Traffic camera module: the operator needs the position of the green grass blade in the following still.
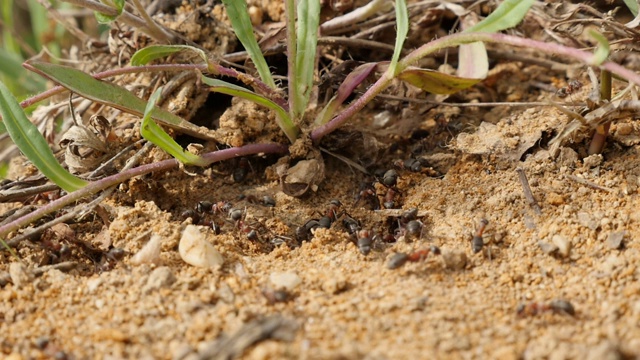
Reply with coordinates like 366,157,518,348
201,76,298,143
588,29,610,65
389,0,408,75
130,45,207,66
294,0,320,118
624,0,639,16
26,61,218,141
465,0,534,33
0,81,88,192
141,87,208,166
222,0,275,89
0,49,45,95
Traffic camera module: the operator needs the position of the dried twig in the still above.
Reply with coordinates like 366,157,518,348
565,174,614,193
516,168,541,215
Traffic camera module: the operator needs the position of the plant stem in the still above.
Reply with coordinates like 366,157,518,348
284,0,298,120
588,70,612,155
129,0,173,43
0,143,288,247
311,32,640,144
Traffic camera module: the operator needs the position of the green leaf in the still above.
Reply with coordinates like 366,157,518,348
588,29,610,65
222,0,275,88
294,0,320,118
141,88,208,166
0,81,88,192
398,67,482,94
465,0,534,33
624,0,639,16
130,45,207,66
26,61,218,141
201,76,298,143
94,0,124,24
389,0,408,75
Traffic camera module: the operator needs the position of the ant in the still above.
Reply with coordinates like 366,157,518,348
233,157,252,183
355,182,380,210
387,246,441,269
517,299,575,317
392,208,425,242
227,207,261,240
556,79,583,98
296,200,344,242
471,218,489,254
393,158,439,176
342,216,379,255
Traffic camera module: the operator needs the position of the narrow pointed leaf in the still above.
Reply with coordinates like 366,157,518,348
141,87,208,166
465,0,534,33
201,76,298,143
222,0,275,88
0,81,88,192
398,67,482,94
389,0,408,75
130,45,207,66
316,62,377,124
623,0,639,16
588,29,610,65
294,0,321,117
26,61,218,141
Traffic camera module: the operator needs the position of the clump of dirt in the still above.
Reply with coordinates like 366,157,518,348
2,1,640,359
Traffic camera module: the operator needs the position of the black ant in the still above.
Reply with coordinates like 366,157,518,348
233,157,252,183
296,200,344,242
390,208,425,241
228,207,263,241
355,181,380,210
471,218,489,254
387,246,441,269
517,299,575,317
556,79,583,98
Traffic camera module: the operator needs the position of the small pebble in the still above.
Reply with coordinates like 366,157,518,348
538,241,559,255
269,271,301,291
179,225,224,268
607,231,625,250
442,250,467,270
615,122,634,136
9,262,33,288
552,235,571,258
546,192,565,205
558,147,578,167
322,278,348,294
131,234,163,265
143,266,176,294
583,154,603,168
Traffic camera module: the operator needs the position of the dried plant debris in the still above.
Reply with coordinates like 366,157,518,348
197,316,298,360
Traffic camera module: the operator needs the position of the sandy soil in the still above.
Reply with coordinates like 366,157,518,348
2,1,640,360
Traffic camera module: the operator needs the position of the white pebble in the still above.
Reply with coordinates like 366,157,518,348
179,225,224,268
9,262,33,288
269,271,301,291
552,235,571,258
131,234,163,265
607,231,625,250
